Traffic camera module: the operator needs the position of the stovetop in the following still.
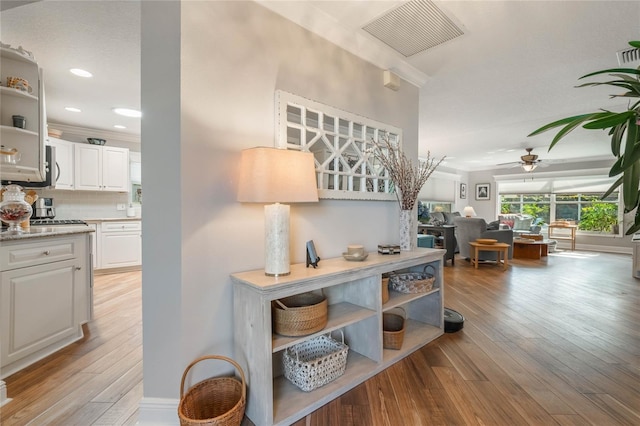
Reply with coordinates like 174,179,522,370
30,219,88,226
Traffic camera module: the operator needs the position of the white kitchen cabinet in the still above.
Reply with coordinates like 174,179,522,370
231,249,444,426
0,46,47,183
0,233,92,379
88,223,98,269
47,137,74,189
98,220,141,270
74,144,129,192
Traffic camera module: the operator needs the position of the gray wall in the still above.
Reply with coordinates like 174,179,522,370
141,0,419,404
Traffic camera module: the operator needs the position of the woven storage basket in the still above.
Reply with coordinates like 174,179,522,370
273,291,328,336
389,264,436,294
283,330,349,392
383,308,406,350
381,277,390,304
178,355,246,426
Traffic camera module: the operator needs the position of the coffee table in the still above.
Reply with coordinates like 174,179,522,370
469,242,510,271
513,238,549,259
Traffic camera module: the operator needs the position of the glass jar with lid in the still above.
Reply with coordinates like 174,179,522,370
0,184,33,233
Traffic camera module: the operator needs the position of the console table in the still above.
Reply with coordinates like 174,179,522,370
231,249,444,426
418,224,456,265
548,223,577,250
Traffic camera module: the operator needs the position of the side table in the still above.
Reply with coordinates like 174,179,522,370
513,239,549,259
548,223,577,250
469,242,509,271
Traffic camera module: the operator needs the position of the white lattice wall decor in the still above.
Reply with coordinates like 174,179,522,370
275,91,402,201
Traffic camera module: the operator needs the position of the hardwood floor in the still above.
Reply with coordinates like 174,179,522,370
0,272,142,425
2,251,639,425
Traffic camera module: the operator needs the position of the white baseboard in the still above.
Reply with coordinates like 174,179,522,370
137,397,180,425
0,380,11,407
569,243,632,255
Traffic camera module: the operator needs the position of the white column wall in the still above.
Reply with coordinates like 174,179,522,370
140,0,420,413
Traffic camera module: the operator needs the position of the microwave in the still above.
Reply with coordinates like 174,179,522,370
1,145,58,188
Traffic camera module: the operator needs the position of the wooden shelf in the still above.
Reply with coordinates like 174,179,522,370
272,302,376,352
232,249,445,426
273,351,377,425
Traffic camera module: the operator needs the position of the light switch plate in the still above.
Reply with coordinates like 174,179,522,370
116,203,126,211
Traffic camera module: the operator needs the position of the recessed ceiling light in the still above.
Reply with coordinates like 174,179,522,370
113,108,142,118
114,125,126,129
65,107,82,113
70,68,92,78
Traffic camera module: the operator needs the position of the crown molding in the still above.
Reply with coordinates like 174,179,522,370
48,122,140,144
256,1,429,87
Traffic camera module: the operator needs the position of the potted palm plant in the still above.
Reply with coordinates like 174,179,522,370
529,40,640,234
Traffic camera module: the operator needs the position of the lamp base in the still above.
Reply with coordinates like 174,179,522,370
264,203,290,276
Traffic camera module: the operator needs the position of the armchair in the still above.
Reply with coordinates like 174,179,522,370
453,217,514,261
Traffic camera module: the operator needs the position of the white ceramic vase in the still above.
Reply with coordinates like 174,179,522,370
399,209,416,251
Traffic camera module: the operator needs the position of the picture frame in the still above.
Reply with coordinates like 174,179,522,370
460,183,467,199
476,183,490,200
306,240,320,268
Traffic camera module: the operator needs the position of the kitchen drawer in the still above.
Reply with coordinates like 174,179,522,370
1,237,79,271
100,221,141,233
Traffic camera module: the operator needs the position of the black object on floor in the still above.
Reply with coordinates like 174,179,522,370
444,307,464,333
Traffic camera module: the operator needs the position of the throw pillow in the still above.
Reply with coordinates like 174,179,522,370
486,220,500,230
514,217,533,231
498,215,515,228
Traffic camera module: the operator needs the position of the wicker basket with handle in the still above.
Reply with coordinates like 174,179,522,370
383,307,406,350
389,264,436,294
178,355,246,426
283,329,349,392
273,291,328,336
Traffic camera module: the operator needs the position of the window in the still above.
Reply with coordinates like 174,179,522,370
499,192,620,232
276,90,401,201
500,194,551,224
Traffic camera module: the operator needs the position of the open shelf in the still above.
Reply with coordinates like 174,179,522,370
273,301,376,352
0,86,37,101
273,351,377,425
232,250,445,426
382,320,442,364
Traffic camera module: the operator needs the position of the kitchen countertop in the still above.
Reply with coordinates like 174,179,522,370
84,217,141,222
0,226,94,242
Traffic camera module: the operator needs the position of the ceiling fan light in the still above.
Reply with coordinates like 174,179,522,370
522,163,537,172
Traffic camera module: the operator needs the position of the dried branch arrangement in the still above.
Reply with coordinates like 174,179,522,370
370,133,445,210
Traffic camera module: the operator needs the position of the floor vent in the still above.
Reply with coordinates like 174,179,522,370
362,0,463,57
616,46,640,67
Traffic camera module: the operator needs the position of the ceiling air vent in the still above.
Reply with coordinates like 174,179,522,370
362,0,464,57
616,46,640,67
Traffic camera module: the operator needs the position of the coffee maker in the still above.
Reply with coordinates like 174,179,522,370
32,197,55,219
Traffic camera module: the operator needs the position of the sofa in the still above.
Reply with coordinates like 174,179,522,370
427,211,461,226
453,217,514,261
498,214,542,236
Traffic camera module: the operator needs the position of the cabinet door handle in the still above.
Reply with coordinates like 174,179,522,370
75,266,82,271
43,250,50,255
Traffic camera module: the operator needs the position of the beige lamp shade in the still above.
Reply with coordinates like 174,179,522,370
237,147,319,203
237,147,318,276
463,206,476,217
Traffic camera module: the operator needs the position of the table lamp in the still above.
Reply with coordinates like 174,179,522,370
237,147,318,276
463,206,476,217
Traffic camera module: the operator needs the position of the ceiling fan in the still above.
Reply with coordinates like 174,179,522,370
499,148,546,172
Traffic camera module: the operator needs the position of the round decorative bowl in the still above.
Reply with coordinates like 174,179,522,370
476,238,498,245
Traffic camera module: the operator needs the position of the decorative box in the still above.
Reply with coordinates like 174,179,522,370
378,244,401,255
